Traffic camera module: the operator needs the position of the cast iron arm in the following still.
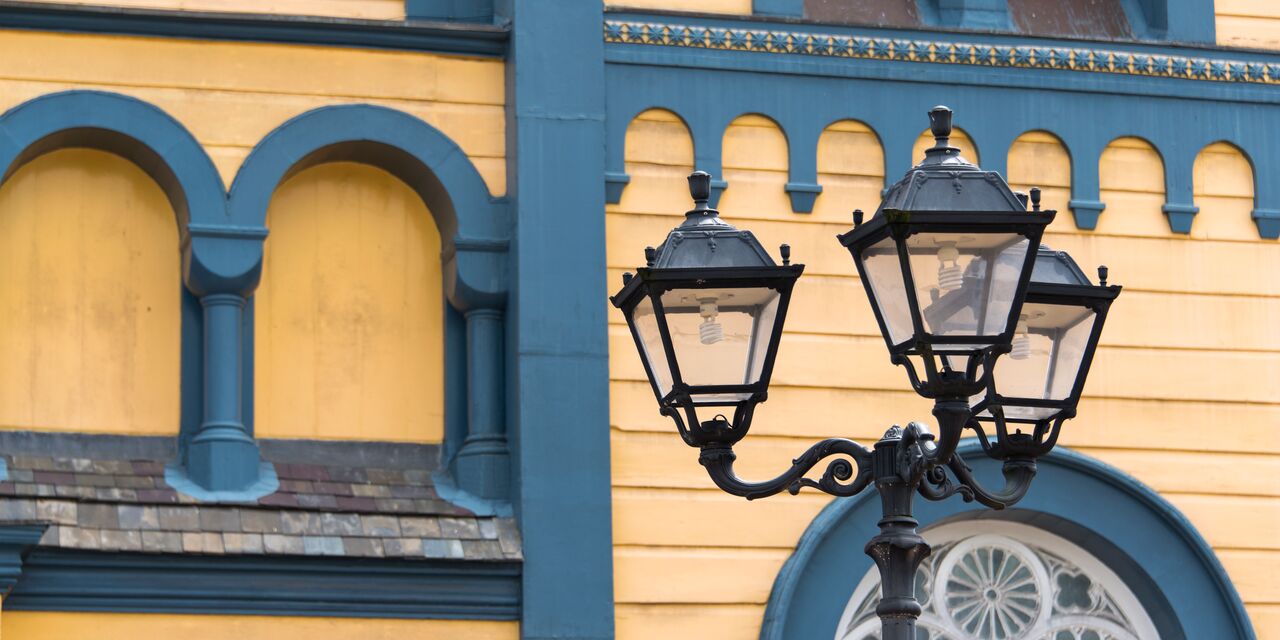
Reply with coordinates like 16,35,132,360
698,438,874,501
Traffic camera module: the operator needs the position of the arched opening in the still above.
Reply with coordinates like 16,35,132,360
1193,142,1256,241
255,162,444,442
0,148,181,435
1007,130,1073,234
1096,137,1165,236
837,519,1163,639
815,119,884,222
720,114,790,220
761,444,1252,640
913,127,980,167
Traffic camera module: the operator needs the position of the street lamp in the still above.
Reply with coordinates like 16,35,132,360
610,106,1121,640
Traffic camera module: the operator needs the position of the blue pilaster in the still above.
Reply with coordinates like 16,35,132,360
451,307,511,501
501,0,614,637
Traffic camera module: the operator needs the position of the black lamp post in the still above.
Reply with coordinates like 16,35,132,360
610,106,1121,640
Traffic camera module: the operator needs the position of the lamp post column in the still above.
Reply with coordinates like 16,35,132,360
865,427,931,640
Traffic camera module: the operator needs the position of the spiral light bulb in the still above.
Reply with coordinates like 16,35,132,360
1010,315,1031,360
937,243,963,293
698,298,723,345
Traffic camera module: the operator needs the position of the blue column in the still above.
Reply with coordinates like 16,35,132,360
452,307,510,500
185,292,261,491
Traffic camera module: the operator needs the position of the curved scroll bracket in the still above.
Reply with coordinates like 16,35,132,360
698,439,873,501
917,454,1037,510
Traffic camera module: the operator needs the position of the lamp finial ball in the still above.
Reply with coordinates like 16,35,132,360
688,171,712,205
929,105,953,139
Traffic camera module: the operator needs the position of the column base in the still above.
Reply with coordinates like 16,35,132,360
186,435,263,493
452,438,511,501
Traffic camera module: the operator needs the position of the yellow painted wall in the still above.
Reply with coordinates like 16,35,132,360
16,0,404,22
255,162,445,442
0,149,180,436
608,114,1280,638
1216,0,1280,50
0,611,517,640
0,30,505,195
605,0,752,16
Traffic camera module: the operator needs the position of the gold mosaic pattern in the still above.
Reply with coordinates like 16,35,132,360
604,19,1280,85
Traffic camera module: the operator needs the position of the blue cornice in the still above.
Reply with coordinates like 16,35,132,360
0,1,508,57
0,525,47,597
6,549,521,619
603,16,1280,97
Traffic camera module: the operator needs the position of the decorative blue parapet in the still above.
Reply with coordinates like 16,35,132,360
602,14,1280,239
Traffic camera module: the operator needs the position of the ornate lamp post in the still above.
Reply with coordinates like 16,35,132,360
610,107,1121,640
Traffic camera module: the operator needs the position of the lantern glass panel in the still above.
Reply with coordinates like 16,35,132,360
659,286,781,391
860,237,914,345
632,296,673,398
910,233,1029,348
976,301,1097,420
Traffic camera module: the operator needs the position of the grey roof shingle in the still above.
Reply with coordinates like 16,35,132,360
0,432,520,561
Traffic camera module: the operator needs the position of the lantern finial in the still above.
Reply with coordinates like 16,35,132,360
929,105,952,147
1098,265,1109,286
688,170,712,213
1030,187,1042,211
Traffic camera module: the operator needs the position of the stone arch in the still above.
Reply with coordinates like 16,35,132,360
1096,136,1167,236
1007,129,1073,231
760,442,1251,639
1192,141,1258,240
813,119,884,223
719,113,790,219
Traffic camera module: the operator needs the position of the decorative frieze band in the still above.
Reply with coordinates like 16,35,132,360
604,19,1279,85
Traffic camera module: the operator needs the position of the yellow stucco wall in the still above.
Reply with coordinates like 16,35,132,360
0,149,181,435
15,0,404,21
1216,0,1280,50
0,611,517,639
256,162,445,442
0,31,501,442
607,112,1280,638
605,0,752,15
0,30,505,195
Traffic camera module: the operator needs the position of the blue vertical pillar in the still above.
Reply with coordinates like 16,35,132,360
452,306,510,500
186,292,261,490
500,0,615,637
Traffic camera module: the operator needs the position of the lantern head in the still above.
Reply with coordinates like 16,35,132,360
968,246,1121,457
838,106,1055,400
611,171,803,446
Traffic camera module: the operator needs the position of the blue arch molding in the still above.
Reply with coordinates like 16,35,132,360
761,442,1255,639
602,14,1280,239
0,92,514,503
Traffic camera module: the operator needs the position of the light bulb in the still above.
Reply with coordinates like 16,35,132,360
937,243,963,293
698,298,723,345
1010,315,1030,360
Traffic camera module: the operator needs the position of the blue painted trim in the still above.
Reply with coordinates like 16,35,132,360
0,524,47,598
6,549,520,619
432,469,514,517
406,0,495,23
501,0,615,637
1162,202,1199,233
0,2,508,57
164,461,279,502
752,0,802,18
1069,200,1107,229
1253,208,1280,239
760,442,1255,639
0,456,7,482
784,181,822,213
604,171,630,204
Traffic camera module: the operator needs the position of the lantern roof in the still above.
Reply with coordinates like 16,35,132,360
648,171,778,269
1030,245,1093,286
875,106,1027,216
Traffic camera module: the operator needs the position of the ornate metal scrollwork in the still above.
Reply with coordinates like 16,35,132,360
698,438,874,501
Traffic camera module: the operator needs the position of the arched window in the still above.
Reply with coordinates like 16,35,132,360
837,520,1159,640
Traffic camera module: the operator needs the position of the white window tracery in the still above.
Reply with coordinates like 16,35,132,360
837,521,1160,640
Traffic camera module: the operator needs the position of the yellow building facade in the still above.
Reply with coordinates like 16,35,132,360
0,1,1275,639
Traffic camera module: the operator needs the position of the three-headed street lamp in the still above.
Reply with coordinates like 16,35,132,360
610,106,1121,640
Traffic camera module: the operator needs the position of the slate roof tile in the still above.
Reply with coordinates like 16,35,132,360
0,438,521,562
